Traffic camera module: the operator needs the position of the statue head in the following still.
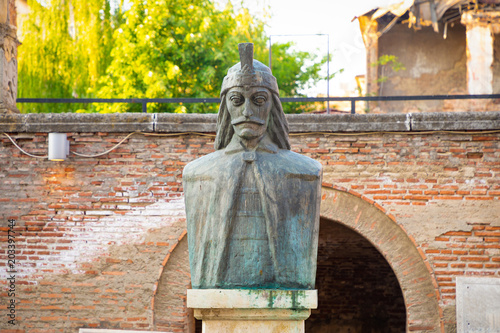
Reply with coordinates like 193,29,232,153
214,43,290,150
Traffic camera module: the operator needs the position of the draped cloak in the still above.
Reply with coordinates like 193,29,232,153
183,135,322,289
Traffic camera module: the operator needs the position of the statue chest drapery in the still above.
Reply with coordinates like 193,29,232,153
222,161,275,287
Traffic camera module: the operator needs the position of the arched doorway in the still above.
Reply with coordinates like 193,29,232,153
154,186,442,332
306,217,406,332
319,185,442,332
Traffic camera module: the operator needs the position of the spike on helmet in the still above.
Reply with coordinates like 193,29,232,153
220,43,279,96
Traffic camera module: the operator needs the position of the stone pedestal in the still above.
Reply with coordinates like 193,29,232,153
187,289,317,333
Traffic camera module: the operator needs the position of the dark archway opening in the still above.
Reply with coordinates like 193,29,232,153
306,217,406,333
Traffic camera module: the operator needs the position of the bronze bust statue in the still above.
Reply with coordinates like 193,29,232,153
183,43,322,290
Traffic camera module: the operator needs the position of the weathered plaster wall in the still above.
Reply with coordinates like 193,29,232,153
0,112,499,332
376,24,467,113
492,33,500,95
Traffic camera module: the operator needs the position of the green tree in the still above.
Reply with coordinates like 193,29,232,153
370,54,405,96
95,0,324,113
94,0,256,113
18,0,118,113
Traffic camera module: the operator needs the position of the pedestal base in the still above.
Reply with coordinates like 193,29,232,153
187,289,317,333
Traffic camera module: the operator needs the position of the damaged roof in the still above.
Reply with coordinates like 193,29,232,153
360,0,500,36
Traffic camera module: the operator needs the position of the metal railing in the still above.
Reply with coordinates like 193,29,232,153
17,94,500,114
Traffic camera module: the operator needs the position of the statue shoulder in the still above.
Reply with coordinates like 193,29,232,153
183,150,225,178
277,149,322,176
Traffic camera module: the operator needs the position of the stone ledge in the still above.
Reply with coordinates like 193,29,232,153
187,289,317,310
156,113,216,132
0,112,499,133
411,111,500,131
0,113,155,133
286,113,411,132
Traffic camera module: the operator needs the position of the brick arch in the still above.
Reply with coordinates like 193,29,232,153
152,230,193,332
320,185,442,333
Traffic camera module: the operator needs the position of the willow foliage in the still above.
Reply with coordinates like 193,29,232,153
18,0,117,113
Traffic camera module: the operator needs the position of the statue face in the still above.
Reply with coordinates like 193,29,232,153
226,86,272,141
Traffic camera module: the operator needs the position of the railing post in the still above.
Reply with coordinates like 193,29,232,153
351,100,356,114
142,101,147,113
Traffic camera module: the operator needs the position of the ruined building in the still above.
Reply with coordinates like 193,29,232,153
359,0,500,112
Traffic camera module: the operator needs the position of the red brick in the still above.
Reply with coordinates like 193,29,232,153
450,263,466,268
475,231,500,237
461,256,490,262
444,231,472,236
102,271,126,276
40,293,63,298
486,226,500,230
40,316,66,321
434,196,462,200
433,256,458,261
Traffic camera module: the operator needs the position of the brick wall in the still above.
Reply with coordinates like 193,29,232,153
293,129,500,332
0,131,201,332
0,112,499,332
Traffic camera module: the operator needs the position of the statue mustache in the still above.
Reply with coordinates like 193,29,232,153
231,116,266,126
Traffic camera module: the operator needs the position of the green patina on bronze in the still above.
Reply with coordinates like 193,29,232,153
267,290,274,308
242,289,311,309
183,43,322,290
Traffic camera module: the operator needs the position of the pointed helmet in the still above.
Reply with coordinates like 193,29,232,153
220,43,279,96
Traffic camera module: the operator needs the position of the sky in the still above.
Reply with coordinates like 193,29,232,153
219,0,402,97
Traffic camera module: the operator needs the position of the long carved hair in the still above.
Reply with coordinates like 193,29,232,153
214,92,291,150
